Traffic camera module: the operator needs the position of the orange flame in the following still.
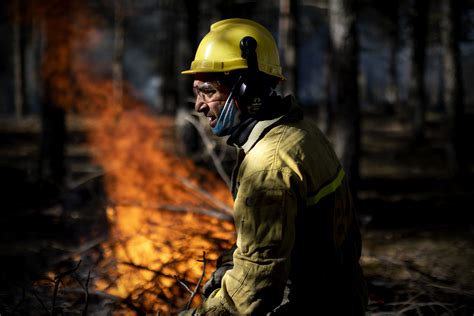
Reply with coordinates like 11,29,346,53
38,1,235,314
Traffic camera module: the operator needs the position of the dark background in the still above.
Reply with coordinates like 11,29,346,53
0,0,473,315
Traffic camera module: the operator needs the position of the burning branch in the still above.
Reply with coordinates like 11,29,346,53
175,176,233,215
109,200,233,221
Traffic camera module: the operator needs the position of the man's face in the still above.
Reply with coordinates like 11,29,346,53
193,74,230,128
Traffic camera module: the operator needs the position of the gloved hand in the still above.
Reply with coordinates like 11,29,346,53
202,261,233,297
202,245,236,298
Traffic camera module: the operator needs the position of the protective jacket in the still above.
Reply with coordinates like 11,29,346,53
197,96,367,315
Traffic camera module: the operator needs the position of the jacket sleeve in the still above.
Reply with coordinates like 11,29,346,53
198,168,298,315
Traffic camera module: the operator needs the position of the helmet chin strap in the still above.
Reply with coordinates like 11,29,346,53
211,77,244,136
211,94,241,136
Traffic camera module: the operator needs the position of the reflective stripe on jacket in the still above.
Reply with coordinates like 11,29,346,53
198,97,367,315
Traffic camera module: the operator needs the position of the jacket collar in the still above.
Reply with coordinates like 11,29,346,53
228,95,303,154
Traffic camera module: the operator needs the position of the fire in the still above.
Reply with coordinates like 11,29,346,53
87,105,235,314
35,1,236,314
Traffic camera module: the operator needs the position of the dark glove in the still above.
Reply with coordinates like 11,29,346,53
202,245,236,298
202,261,233,297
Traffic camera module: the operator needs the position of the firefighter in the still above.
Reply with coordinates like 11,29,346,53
180,18,368,315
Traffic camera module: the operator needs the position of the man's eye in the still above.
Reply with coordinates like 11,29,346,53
202,89,216,96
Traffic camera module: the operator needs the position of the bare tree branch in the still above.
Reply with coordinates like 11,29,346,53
118,261,176,280
183,114,231,189
109,200,233,221
175,276,194,295
81,270,91,316
186,251,207,310
174,175,233,215
52,260,82,314
32,287,51,316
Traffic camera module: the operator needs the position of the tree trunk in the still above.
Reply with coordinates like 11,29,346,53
409,0,429,142
440,0,465,176
13,0,25,119
176,0,198,110
328,0,360,189
113,0,125,112
386,1,400,114
39,84,66,186
278,0,298,97
321,28,334,135
158,2,178,114
38,2,70,187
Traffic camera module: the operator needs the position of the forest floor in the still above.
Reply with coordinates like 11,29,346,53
356,111,474,315
0,108,473,315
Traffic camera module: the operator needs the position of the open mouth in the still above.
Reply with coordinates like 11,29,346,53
208,115,217,128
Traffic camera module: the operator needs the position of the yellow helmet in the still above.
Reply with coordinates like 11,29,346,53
182,18,285,80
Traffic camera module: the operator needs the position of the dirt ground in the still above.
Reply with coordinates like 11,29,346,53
356,111,474,315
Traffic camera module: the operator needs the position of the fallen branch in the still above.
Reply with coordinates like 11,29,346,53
367,254,474,297
424,282,474,297
109,200,233,221
395,302,454,316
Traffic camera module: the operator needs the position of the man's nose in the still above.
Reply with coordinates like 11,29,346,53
194,96,206,113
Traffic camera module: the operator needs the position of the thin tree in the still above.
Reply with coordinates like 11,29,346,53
440,0,465,176
13,0,25,119
386,1,401,114
278,0,298,97
38,1,72,187
409,0,429,142
176,0,198,110
328,0,360,188
157,1,178,113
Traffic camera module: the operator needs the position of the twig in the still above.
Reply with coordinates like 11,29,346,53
395,302,454,316
61,288,122,301
31,287,51,316
186,251,207,310
424,282,474,297
118,261,176,280
82,270,91,316
183,115,231,189
109,200,233,221
52,260,82,315
175,276,194,295
175,176,233,215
